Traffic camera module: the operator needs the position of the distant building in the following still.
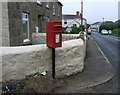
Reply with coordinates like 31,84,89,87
118,1,120,20
62,11,87,28
90,22,102,32
103,21,114,24
1,0,63,46
115,19,120,24
91,21,114,32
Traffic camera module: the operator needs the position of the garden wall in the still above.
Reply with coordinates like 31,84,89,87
1,34,86,82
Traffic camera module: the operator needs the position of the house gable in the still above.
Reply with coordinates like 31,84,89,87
62,11,86,28
66,18,81,27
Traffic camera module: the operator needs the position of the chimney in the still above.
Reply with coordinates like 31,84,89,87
76,11,80,18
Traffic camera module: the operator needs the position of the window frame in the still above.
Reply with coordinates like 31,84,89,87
58,3,60,17
73,24,77,27
64,19,67,24
37,0,41,5
45,2,49,8
53,3,55,16
22,13,30,43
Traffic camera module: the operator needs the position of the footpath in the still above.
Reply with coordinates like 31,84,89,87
51,37,115,93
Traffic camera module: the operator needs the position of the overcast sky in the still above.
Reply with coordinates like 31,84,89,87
59,0,119,24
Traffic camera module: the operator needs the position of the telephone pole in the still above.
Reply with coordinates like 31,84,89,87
81,0,83,26
102,18,104,24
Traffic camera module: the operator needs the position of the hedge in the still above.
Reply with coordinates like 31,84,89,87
99,24,119,33
111,28,120,37
62,26,85,34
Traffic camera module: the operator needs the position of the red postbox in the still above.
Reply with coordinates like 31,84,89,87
46,21,62,48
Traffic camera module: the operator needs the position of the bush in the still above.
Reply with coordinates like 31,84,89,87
70,27,81,34
111,28,120,37
85,24,90,29
62,27,67,33
62,26,84,34
79,25,85,31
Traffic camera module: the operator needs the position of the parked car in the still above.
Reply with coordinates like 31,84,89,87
65,28,72,33
101,29,109,35
92,28,97,32
108,30,112,34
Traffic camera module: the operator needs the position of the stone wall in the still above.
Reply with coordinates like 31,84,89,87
1,1,62,46
1,2,10,46
1,38,85,82
32,33,80,44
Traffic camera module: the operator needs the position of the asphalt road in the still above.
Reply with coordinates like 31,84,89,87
90,32,119,93
52,32,119,93
92,32,119,71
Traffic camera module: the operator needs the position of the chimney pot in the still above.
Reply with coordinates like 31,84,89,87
76,11,80,18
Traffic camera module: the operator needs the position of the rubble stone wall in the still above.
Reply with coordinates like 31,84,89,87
32,33,80,44
1,38,85,82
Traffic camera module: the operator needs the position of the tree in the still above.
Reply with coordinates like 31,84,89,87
99,24,118,32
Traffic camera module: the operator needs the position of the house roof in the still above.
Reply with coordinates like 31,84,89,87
92,21,114,25
91,22,101,25
103,21,114,24
115,19,120,24
62,14,86,20
42,0,63,6
62,15,78,20
66,19,81,27
58,1,63,6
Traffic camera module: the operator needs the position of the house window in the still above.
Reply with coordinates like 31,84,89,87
37,0,41,5
73,24,77,27
58,4,60,16
53,4,55,15
45,2,49,8
22,13,30,42
64,20,67,24
64,22,67,24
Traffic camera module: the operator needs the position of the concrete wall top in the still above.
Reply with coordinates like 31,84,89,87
1,44,47,55
1,38,83,55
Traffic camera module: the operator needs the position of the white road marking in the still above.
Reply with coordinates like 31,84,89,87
92,37,111,65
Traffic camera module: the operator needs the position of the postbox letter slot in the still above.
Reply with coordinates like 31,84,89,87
54,25,62,28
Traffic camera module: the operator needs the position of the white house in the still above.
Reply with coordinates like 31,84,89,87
62,11,87,28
